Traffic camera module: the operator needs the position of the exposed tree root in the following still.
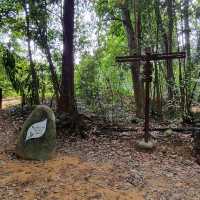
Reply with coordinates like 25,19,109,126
56,112,93,138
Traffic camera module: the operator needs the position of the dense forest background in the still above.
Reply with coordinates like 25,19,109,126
0,0,200,122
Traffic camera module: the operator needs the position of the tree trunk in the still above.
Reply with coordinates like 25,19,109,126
197,29,200,59
42,0,60,104
121,4,144,117
154,0,175,101
40,65,46,103
58,0,76,113
134,0,145,116
44,44,60,102
23,0,40,105
153,27,162,117
166,0,175,100
154,62,162,117
0,88,2,109
193,130,200,159
183,0,191,63
183,0,192,112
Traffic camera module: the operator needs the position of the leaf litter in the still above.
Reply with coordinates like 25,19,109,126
0,104,200,200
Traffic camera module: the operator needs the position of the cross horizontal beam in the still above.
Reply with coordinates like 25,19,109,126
116,52,186,63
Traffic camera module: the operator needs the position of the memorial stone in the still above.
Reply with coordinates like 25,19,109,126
16,105,56,160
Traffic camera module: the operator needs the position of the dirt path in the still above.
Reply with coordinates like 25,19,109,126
0,108,200,200
2,97,21,109
0,153,144,200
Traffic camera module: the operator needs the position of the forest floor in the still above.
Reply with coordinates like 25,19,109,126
0,99,200,200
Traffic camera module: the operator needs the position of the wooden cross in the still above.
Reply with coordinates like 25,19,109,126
116,48,186,143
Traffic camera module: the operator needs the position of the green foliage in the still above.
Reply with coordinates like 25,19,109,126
2,48,21,92
0,0,199,120
0,46,33,99
76,31,133,117
76,54,99,105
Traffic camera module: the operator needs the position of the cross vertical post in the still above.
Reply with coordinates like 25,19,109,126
143,48,153,142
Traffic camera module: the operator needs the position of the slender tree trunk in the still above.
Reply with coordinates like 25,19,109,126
154,0,175,101
178,58,185,113
183,0,191,63
21,90,26,109
23,0,40,105
58,0,76,113
41,65,45,103
121,4,144,117
175,6,187,117
134,0,145,116
166,0,175,100
179,5,191,117
183,0,192,112
0,88,2,109
197,30,200,59
154,27,162,117
154,62,162,117
42,0,60,103
44,44,60,102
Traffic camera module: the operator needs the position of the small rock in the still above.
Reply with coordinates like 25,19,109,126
164,129,173,137
170,154,177,159
136,139,157,150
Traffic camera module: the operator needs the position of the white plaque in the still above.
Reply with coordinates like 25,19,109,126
25,119,48,142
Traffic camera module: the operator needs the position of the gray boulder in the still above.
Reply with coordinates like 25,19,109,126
16,105,56,160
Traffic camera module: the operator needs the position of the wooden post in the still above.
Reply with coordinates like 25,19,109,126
0,88,2,109
143,48,153,142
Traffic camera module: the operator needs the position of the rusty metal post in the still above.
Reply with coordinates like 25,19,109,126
143,48,153,142
0,88,2,109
